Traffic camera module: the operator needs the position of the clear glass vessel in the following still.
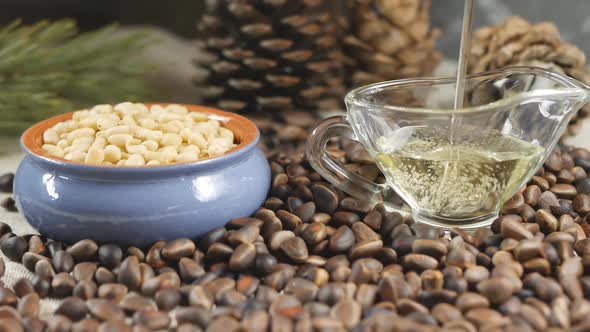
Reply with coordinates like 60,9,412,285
307,66,590,230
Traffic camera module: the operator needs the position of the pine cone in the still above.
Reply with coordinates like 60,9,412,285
343,0,442,87
469,16,590,136
195,0,346,114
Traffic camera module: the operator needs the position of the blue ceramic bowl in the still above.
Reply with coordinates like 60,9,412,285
14,104,270,247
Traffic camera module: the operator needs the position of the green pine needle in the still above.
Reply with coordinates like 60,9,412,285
0,19,160,136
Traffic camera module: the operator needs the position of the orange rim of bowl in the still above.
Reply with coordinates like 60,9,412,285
21,103,259,167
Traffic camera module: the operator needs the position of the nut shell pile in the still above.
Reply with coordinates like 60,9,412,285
469,16,590,136
1,137,590,331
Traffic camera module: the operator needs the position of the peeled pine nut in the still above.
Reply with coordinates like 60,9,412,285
42,144,65,158
141,140,159,151
41,103,236,166
66,128,95,142
85,146,105,164
43,130,59,144
160,133,182,147
64,151,86,162
104,145,122,163
107,134,133,147
125,154,145,166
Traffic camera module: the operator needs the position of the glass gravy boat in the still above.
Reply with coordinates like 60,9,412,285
307,66,590,230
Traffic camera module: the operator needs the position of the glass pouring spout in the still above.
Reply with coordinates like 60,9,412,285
307,66,590,230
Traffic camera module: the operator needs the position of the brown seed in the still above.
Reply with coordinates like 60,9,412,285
0,306,19,322
229,243,256,271
538,191,559,209
94,267,115,285
117,256,141,291
363,210,382,231
500,215,533,240
551,296,570,328
524,185,541,206
27,235,45,255
12,278,34,298
154,288,180,312
52,272,76,298
73,280,97,300
188,286,213,309
22,252,50,272
255,253,277,275
120,294,156,314
355,284,378,308
446,247,476,269
502,193,524,214
17,292,40,318
349,240,383,259
227,224,260,245
133,310,170,330
55,296,88,321
551,183,578,199
421,269,444,290
175,308,210,328
513,240,543,261
432,303,463,324
329,226,355,253
87,298,125,321
536,209,558,233
476,277,514,304
532,176,549,191
47,315,73,332
330,299,361,329
456,292,490,312
340,198,372,214
412,239,448,258
284,278,318,303
31,276,50,298
351,222,380,243
464,307,505,328
301,222,327,246
312,184,338,214
573,194,590,214
53,250,75,273
277,210,303,230
332,211,360,226
161,238,196,260
269,230,296,251
98,244,123,269
520,204,536,222
126,247,145,262
146,241,167,269
242,310,269,332
23,317,45,332
206,243,233,262
0,236,27,261
73,262,98,282
280,237,309,263
97,283,128,303
71,319,99,332
178,257,204,283
294,202,316,222
396,298,429,316
97,320,130,332
464,266,490,284
236,274,259,296
67,239,98,262
34,258,55,280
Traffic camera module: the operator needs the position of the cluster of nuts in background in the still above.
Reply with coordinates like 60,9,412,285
41,103,236,166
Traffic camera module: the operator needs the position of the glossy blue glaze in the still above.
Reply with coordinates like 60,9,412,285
14,133,270,248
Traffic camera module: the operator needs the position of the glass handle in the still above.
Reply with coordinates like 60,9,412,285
306,115,403,210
